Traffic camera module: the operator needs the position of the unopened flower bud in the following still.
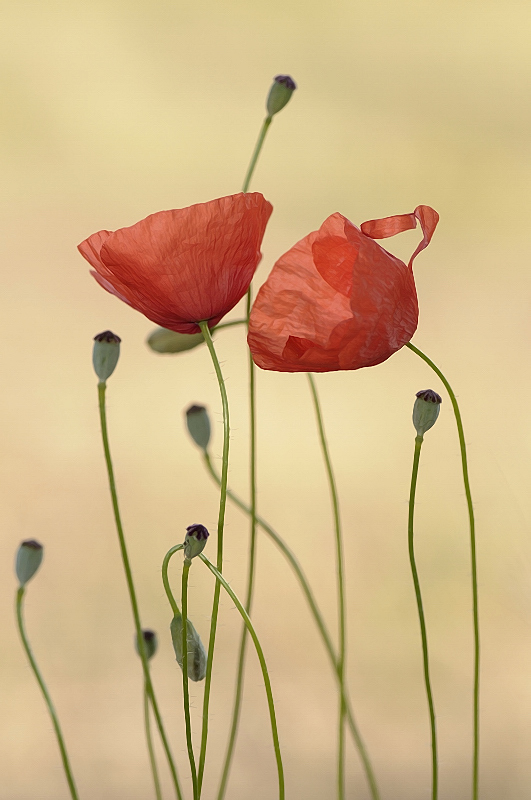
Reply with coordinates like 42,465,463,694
184,523,209,561
16,539,44,586
266,75,297,117
135,629,158,660
413,389,442,436
170,612,207,682
186,405,211,451
147,327,205,354
93,331,121,381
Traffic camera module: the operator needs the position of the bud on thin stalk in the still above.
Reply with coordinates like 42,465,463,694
183,523,210,561
135,629,158,661
266,74,297,117
170,612,207,682
93,331,121,382
413,389,442,437
16,540,44,586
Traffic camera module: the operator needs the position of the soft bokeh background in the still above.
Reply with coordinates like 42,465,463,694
2,0,531,797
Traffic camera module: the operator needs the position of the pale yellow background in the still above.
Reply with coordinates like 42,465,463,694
1,0,530,798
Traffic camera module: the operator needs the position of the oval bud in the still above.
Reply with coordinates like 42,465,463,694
266,74,297,117
184,523,210,561
413,389,442,436
135,629,158,661
185,405,211,451
16,539,44,586
93,331,121,382
147,327,205,354
170,612,207,682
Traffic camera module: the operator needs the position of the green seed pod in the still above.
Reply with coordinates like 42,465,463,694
16,539,44,586
183,523,210,561
147,327,205,354
266,74,297,117
170,612,207,682
135,629,158,661
185,405,211,451
412,389,442,436
93,331,121,381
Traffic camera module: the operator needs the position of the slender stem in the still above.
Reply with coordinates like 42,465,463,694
16,586,80,800
182,559,199,799
198,554,284,800
307,373,346,800
217,294,258,800
144,681,163,800
242,116,272,193
162,545,184,616
408,435,438,800
97,381,183,800
217,109,275,797
196,322,230,796
406,341,479,800
202,452,380,800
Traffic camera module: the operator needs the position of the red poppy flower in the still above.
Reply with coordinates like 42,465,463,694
247,205,438,372
79,193,273,334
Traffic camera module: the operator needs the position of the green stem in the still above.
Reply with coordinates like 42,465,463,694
144,681,163,800
202,451,380,800
214,319,247,331
162,545,184,616
406,341,479,800
408,435,438,800
196,322,230,796
242,116,272,193
307,374,346,800
97,381,183,800
217,294,258,800
16,586,80,800
217,110,275,797
182,559,199,799
198,554,284,800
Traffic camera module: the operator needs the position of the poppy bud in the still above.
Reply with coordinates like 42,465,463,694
147,327,205,354
185,405,211,451
412,389,442,436
170,612,207,682
135,629,158,660
16,539,44,586
93,331,121,382
183,523,210,561
266,75,297,117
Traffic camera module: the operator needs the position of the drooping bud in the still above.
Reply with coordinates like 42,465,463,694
185,405,211,451
93,331,121,382
183,523,209,561
147,327,205,354
135,629,158,661
170,612,207,682
16,540,44,586
412,389,442,436
266,75,297,117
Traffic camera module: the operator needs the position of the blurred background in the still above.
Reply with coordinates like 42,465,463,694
1,0,531,797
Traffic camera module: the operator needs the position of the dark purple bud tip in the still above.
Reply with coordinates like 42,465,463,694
142,629,156,643
273,74,297,91
415,389,442,404
135,628,158,660
184,524,210,560
187,405,206,416
94,330,121,344
186,523,209,541
21,539,43,550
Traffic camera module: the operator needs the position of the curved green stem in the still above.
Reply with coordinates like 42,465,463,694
182,559,199,799
214,319,247,331
307,373,346,800
242,116,272,193
202,451,380,800
198,554,284,800
16,586,80,800
406,341,479,800
97,381,183,800
162,545,184,616
196,322,230,796
408,435,438,800
144,681,163,800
